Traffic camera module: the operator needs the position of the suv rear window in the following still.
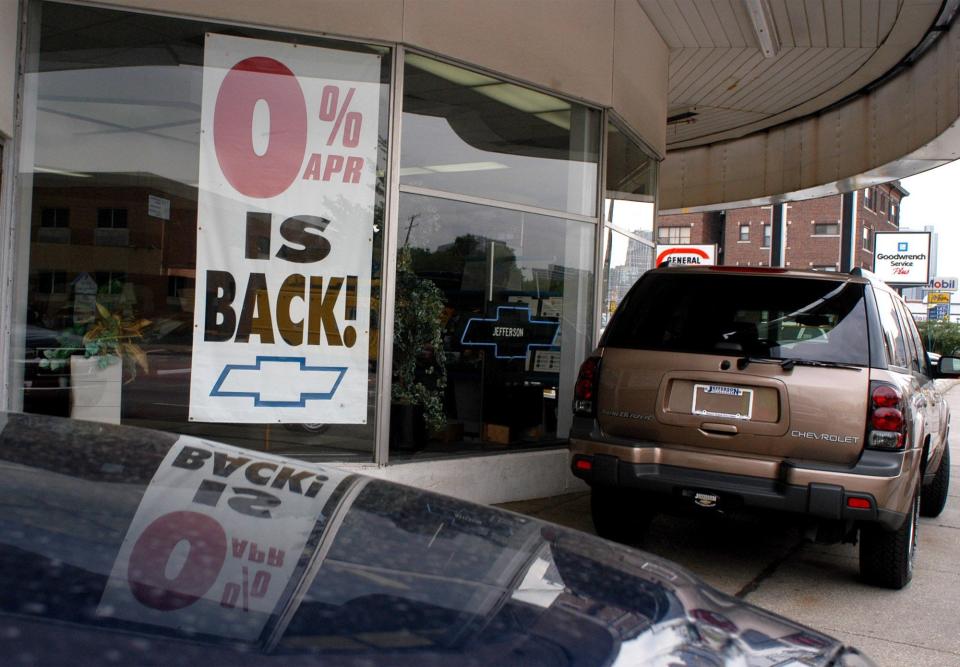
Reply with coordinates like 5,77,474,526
603,272,869,366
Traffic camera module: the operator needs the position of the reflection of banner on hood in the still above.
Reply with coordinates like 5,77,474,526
189,34,381,424
97,435,352,643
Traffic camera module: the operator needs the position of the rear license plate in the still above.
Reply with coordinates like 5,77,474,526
692,384,753,420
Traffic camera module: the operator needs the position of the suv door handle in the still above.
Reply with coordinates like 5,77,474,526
700,422,738,435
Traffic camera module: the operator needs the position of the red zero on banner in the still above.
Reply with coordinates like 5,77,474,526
214,57,308,199
127,511,227,611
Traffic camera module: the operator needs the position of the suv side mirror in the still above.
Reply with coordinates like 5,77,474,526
937,356,960,378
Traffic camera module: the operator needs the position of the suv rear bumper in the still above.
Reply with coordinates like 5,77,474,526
570,439,918,530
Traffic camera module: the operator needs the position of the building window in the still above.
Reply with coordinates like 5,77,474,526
96,207,127,228
396,52,601,457
813,265,838,272
38,207,70,243
402,53,598,217
890,202,898,223
657,225,691,244
813,222,840,236
95,208,129,246
863,187,873,210
17,2,392,463
862,226,871,250
878,193,889,218
36,271,67,294
604,119,656,334
40,208,69,228
738,224,750,241
761,224,771,248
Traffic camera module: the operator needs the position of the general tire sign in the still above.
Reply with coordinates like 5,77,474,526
189,35,381,423
655,244,717,267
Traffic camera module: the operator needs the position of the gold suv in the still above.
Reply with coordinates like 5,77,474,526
570,266,959,589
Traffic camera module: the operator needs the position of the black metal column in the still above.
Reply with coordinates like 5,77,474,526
840,192,855,272
770,204,784,267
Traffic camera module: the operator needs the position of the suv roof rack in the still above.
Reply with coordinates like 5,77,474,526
849,266,883,285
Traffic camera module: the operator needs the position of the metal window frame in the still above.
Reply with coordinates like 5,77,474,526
1,0,32,412
596,114,661,343
373,44,405,466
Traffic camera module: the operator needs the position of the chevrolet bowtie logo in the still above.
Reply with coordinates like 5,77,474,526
210,356,347,407
460,306,559,360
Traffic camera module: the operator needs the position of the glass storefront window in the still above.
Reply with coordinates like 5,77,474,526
16,2,391,461
606,120,657,199
601,226,652,332
601,120,657,334
401,54,601,217
391,193,594,456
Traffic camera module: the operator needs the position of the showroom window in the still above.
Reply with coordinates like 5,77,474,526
15,2,392,462
602,119,656,334
394,54,599,457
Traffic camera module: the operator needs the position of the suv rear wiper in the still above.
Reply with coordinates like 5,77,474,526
736,356,794,370
780,358,863,371
737,356,862,371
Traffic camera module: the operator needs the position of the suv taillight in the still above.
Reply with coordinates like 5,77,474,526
867,383,906,450
573,356,601,417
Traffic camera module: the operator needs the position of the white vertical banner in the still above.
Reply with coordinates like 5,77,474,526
189,35,381,423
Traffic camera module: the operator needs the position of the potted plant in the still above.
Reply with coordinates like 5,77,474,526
391,246,447,449
42,303,150,424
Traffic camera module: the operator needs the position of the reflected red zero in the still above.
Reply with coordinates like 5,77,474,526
213,56,308,199
127,511,227,611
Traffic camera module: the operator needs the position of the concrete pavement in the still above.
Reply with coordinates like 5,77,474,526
500,381,960,666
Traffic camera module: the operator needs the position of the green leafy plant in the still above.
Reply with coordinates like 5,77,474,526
39,303,151,381
917,319,960,356
391,246,447,432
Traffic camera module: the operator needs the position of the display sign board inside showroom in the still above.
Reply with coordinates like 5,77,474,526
872,232,931,286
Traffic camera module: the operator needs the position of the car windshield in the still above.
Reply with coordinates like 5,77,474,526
603,272,870,366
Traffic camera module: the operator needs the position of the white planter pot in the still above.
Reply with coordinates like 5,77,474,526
70,355,122,424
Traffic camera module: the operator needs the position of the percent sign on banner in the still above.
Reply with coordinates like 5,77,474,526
320,86,361,146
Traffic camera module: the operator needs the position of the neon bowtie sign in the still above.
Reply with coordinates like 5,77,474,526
460,306,559,360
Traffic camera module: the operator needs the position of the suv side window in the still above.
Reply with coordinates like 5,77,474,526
873,289,908,369
896,300,930,376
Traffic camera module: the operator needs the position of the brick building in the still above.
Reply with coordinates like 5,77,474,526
656,182,908,271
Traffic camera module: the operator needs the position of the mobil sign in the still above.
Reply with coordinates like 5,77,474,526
190,34,381,424
928,277,958,292
655,244,718,267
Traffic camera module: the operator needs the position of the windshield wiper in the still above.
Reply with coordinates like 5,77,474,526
737,356,862,371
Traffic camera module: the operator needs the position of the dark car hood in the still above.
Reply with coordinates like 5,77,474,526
0,413,870,666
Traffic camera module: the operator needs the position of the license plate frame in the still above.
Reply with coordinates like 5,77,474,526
691,383,754,420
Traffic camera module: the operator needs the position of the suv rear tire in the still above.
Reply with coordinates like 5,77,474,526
859,487,919,590
590,486,655,544
920,444,950,518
